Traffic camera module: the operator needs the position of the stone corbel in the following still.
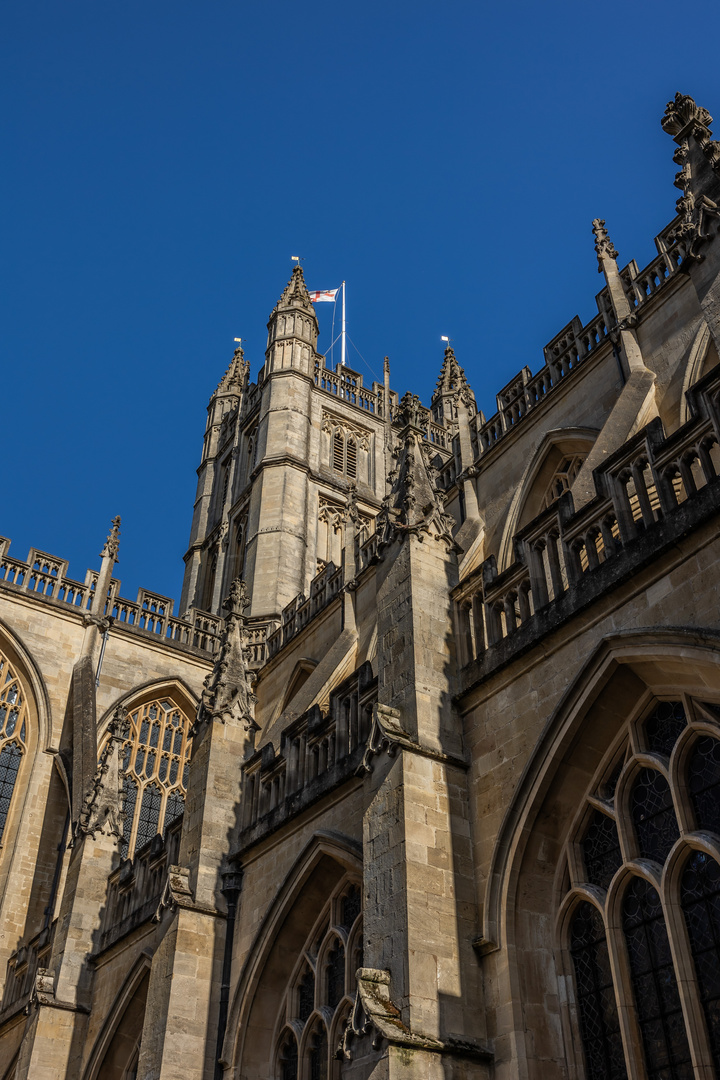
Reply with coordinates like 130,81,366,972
153,864,193,922
339,968,492,1061
358,704,406,773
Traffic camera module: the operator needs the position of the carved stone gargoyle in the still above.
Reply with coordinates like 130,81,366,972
338,968,492,1062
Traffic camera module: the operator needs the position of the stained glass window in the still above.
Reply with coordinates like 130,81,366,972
277,877,361,1079
644,701,687,757
325,940,345,1009
622,877,692,1080
278,1034,298,1080
687,735,720,834
308,1025,327,1080
0,650,28,845
681,851,720,1068
570,902,627,1080
135,782,162,852
582,810,623,890
631,769,679,863
298,967,314,1023
116,697,192,858
341,884,361,929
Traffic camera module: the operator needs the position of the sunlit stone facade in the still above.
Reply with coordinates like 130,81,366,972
2,93,720,1080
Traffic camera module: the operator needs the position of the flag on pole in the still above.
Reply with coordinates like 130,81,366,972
308,289,339,303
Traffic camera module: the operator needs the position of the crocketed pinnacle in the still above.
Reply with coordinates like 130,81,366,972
592,218,619,269
432,345,474,403
271,264,315,316
216,344,250,395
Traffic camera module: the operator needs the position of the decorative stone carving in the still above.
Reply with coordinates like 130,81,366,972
321,412,371,450
592,218,619,267
339,968,492,1060
195,578,257,734
661,94,720,259
358,703,406,773
75,705,129,845
99,516,121,562
152,864,193,922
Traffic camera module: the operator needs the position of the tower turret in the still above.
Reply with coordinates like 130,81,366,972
430,344,476,432
241,266,320,618
180,343,250,615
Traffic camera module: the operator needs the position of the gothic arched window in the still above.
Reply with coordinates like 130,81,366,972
680,850,720,1068
273,877,361,1080
569,901,626,1080
561,698,720,1080
0,649,28,845
622,877,692,1079
118,696,192,859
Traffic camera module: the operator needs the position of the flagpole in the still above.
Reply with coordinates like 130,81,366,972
341,280,346,369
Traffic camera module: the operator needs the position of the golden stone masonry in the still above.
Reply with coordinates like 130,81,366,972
1,92,720,1079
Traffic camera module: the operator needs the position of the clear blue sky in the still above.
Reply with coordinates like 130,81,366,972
2,1,718,606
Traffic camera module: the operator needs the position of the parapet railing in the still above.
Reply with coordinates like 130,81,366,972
468,218,690,463
314,361,383,415
98,815,184,953
240,662,376,838
0,539,223,657
267,563,344,659
454,365,720,670
0,920,55,1016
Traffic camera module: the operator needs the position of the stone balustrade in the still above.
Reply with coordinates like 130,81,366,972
0,921,55,1018
468,215,689,463
455,365,720,680
98,814,184,954
0,538,223,657
239,662,376,846
267,563,344,658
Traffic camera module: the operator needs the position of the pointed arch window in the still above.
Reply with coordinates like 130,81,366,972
622,877,692,1079
0,650,28,845
274,877,361,1080
570,901,627,1080
561,699,720,1079
118,697,192,859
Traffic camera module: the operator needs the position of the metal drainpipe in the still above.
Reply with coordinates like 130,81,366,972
214,867,243,1080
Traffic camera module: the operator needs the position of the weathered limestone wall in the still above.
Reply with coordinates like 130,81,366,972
460,509,720,1080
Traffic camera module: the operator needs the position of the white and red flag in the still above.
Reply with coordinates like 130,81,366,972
308,289,339,303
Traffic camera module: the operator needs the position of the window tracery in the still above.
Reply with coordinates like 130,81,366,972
561,697,720,1079
542,453,586,509
0,649,28,845
272,877,361,1079
118,697,192,859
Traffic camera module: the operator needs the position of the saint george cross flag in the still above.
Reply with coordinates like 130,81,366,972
308,289,339,303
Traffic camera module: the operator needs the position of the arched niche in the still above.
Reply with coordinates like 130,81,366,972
82,952,151,1080
496,428,598,571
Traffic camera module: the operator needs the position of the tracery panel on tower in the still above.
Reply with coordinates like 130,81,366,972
560,697,720,1080
118,696,192,859
273,878,362,1080
0,649,28,845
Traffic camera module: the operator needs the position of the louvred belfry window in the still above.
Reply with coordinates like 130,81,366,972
561,698,720,1079
118,697,192,859
0,650,28,845
331,428,358,479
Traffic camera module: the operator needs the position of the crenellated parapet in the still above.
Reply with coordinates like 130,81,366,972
454,364,720,684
